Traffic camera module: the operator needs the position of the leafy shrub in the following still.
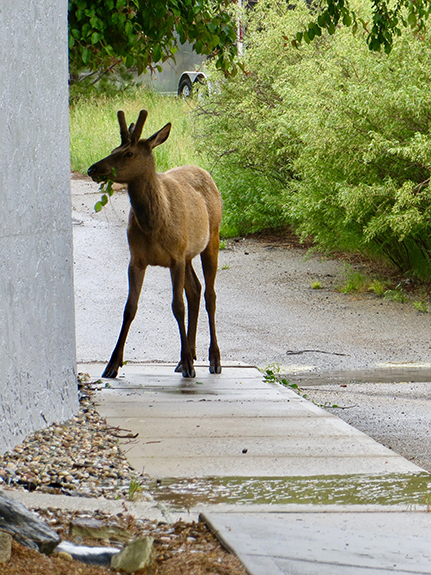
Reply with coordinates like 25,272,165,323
197,1,431,278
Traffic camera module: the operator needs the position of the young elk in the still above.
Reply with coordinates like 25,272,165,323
87,110,222,379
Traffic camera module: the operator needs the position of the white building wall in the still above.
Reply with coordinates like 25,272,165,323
0,0,78,452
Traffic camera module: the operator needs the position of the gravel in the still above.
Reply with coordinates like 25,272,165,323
0,377,151,502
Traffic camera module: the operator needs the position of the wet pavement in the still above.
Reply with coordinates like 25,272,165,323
203,511,431,574
71,176,431,573
77,361,431,575
71,176,431,374
292,370,431,473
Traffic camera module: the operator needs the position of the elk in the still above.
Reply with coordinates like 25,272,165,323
87,110,222,379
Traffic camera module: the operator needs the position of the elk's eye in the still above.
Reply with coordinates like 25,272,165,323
125,151,134,158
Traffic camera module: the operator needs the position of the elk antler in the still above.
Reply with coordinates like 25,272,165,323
117,110,130,145
131,110,148,144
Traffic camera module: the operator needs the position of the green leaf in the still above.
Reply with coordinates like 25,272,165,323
317,14,326,27
125,20,133,37
82,47,91,64
408,11,417,27
369,37,381,51
91,31,101,44
152,44,162,63
343,13,352,26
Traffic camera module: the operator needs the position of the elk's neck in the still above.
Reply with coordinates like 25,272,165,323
127,176,169,233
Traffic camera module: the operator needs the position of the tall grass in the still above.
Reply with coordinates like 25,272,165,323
69,88,201,174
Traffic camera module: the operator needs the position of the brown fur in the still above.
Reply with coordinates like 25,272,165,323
88,110,222,378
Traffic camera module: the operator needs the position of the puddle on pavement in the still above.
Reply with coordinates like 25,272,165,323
290,367,431,386
150,472,431,508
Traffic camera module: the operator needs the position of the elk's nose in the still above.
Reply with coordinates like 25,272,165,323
87,165,97,177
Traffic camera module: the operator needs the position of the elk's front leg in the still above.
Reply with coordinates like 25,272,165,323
171,262,195,378
102,263,146,378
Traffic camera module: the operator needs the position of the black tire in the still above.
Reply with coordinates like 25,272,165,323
178,77,193,98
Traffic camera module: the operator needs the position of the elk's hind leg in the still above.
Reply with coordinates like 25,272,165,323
201,237,221,374
175,261,201,374
171,261,196,378
102,263,146,378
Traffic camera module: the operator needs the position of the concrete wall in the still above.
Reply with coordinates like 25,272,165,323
0,0,78,452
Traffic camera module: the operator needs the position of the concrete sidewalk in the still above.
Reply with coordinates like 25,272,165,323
77,362,431,574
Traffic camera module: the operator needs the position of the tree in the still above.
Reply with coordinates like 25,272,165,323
294,0,431,54
68,0,237,84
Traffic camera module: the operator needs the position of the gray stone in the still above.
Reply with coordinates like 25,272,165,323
0,491,60,554
0,530,12,564
56,541,121,566
70,517,130,541
110,536,154,572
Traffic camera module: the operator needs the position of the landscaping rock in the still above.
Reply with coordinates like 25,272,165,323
0,530,12,563
70,517,130,541
110,536,154,572
56,540,121,566
0,490,60,554
0,383,151,502
57,550,73,562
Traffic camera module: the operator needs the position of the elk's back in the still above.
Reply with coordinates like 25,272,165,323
127,165,222,267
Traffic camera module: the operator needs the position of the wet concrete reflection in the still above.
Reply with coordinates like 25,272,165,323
150,472,431,508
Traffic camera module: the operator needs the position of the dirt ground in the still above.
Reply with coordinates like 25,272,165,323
1,514,247,575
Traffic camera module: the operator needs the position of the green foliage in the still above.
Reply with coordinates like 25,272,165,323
384,286,408,303
68,0,237,84
263,366,340,408
296,0,431,54
413,299,429,312
197,1,431,279
368,279,388,296
338,265,370,293
310,280,322,289
94,179,115,213
127,476,144,501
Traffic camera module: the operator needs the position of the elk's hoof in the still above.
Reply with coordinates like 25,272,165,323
176,358,196,378
182,366,196,379
210,364,222,374
102,365,119,378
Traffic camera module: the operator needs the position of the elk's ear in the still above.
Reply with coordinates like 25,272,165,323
148,123,171,149
131,110,148,143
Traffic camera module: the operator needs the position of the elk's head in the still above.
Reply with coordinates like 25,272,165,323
87,110,171,184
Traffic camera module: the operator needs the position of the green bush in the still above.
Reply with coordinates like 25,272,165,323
196,1,431,278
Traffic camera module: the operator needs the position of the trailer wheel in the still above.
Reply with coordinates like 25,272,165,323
178,77,193,98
